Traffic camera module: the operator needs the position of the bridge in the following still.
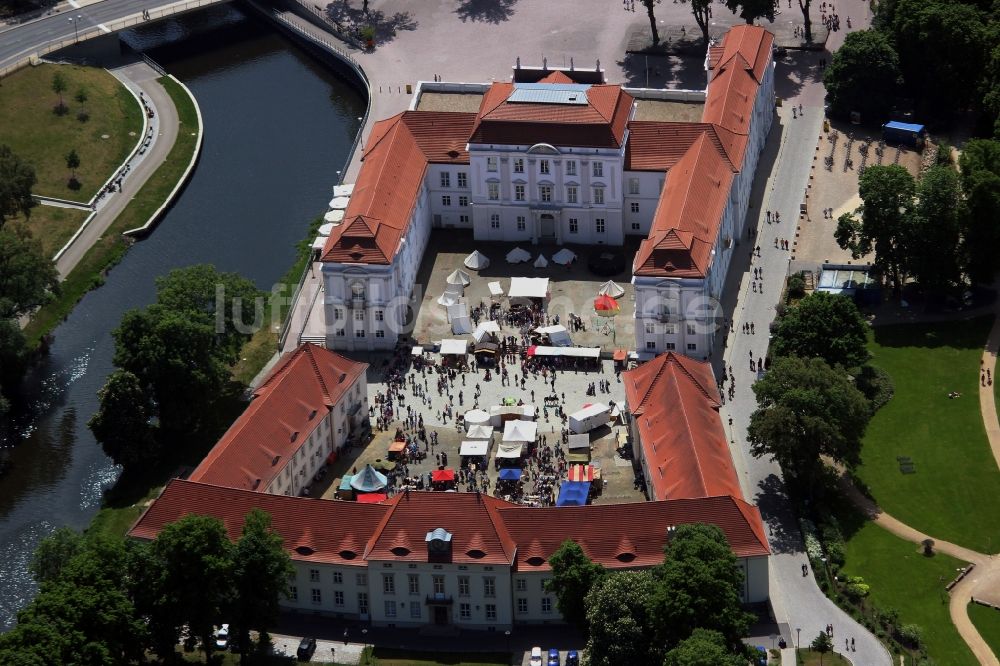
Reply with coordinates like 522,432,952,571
0,0,234,76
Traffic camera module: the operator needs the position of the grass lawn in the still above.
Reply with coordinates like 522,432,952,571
23,75,200,349
0,63,143,201
968,602,1000,659
856,316,1000,552
841,521,976,665
795,649,851,665
11,205,90,258
363,648,510,666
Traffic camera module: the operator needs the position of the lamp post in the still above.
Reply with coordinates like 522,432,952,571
68,16,80,41
796,627,801,649
505,630,511,655
361,628,368,660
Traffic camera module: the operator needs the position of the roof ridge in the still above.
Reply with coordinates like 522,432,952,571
669,354,719,404
364,493,402,559
302,344,332,405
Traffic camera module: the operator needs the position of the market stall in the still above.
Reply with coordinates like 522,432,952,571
556,481,591,506
568,403,611,433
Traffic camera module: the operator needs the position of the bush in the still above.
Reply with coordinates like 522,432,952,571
936,141,952,166
856,364,895,410
844,576,870,601
899,623,923,648
826,540,846,567
788,274,806,298
77,110,89,122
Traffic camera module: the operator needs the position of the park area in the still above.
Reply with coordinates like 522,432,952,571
855,316,1000,553
969,602,1000,659
9,205,89,258
0,63,143,201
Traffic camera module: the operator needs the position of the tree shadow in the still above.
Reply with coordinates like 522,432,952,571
753,473,806,555
453,0,519,24
615,52,705,90
871,314,995,351
324,3,418,47
772,49,824,103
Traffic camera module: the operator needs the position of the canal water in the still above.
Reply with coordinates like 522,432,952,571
0,4,364,630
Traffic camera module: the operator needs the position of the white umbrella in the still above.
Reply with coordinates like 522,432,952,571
332,183,354,197
464,250,490,270
598,280,625,298
318,222,335,236
323,209,344,223
533,254,549,269
552,248,577,265
329,196,350,209
446,269,471,286
506,247,531,264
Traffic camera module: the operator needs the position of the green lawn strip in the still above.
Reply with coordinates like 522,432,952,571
0,63,143,200
795,649,851,665
857,316,1000,552
23,75,199,349
12,205,90,258
178,648,346,665
364,648,510,666
841,521,976,665
968,602,1000,660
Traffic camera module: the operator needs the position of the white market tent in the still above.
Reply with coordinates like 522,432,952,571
497,442,524,459
445,302,467,323
569,403,611,434
464,409,491,426
466,424,494,439
452,316,473,335
509,277,549,299
489,405,536,425
460,440,490,457
533,254,549,268
535,324,572,347
440,339,468,355
598,280,626,298
464,250,490,270
446,269,471,286
329,196,350,209
567,433,591,450
444,282,464,297
506,247,531,264
411,345,424,356
332,183,355,197
437,293,459,307
472,320,501,343
488,281,504,296
552,248,577,265
530,346,601,358
503,420,538,443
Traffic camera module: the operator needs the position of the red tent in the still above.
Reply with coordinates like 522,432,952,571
356,493,387,504
594,294,620,315
526,345,538,357
568,464,596,482
431,468,456,483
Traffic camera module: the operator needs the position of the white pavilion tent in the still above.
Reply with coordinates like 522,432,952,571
446,269,471,286
552,248,576,265
503,420,537,443
598,280,625,298
506,247,531,264
464,250,490,270
465,424,494,439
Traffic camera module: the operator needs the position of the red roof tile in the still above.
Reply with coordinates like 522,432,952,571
702,54,759,142
622,352,744,501
537,71,575,84
469,82,633,149
129,481,769,569
188,344,367,491
625,121,734,172
713,25,774,83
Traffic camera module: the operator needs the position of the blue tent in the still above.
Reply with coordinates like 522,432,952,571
556,481,591,506
350,464,388,492
498,468,523,481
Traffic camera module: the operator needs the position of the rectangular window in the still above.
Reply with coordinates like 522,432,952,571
460,603,471,619
410,603,421,619
383,574,395,595
686,323,696,336
515,578,526,592
593,187,604,205
309,569,320,582
375,329,385,338
311,588,322,605
355,329,365,338
540,185,552,202
541,579,549,592
459,196,468,207
595,218,605,233
288,586,298,602
486,604,497,620
687,343,697,351
629,178,640,195
646,340,657,350
441,195,451,207
385,600,397,618
663,323,676,335
487,157,497,172
458,576,470,596
433,575,445,595
333,308,343,320
374,309,384,321
356,573,367,586
517,598,528,614
408,574,420,595
569,218,578,234
566,186,578,204
488,182,499,200
631,202,640,213
516,216,526,231
358,592,369,615
334,590,344,607
490,214,500,229
645,323,655,335
513,158,524,173
631,222,640,230
440,172,450,188
484,577,496,598
514,184,525,201
457,172,468,188
336,328,346,337
354,310,364,321
566,160,577,176
459,214,470,224
665,342,676,350
333,571,343,584
592,161,603,177
541,598,552,614
540,159,550,174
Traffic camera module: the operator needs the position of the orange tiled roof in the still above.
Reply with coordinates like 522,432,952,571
712,24,774,83
622,352,743,501
537,71,575,84
625,121,735,172
129,481,769,568
188,344,367,492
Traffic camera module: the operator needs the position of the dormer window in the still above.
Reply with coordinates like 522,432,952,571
425,527,453,560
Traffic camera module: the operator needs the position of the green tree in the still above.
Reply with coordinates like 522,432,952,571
150,514,234,663
748,357,871,491
74,87,87,107
811,631,833,663
65,148,80,188
637,0,662,45
231,510,294,654
909,165,963,290
0,226,59,319
835,164,916,292
823,30,901,122
544,539,605,632
0,318,27,415
724,0,776,24
0,144,37,227
88,369,156,469
584,570,661,666
651,524,754,651
51,71,66,111
772,292,870,369
30,527,84,585
958,139,1000,282
663,628,747,666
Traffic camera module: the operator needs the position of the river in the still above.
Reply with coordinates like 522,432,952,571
0,4,365,630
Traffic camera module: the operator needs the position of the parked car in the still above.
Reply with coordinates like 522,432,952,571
214,624,229,651
566,650,579,666
297,637,317,661
529,646,543,666
754,645,768,666
547,648,560,666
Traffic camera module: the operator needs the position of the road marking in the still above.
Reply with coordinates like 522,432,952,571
98,23,111,33
68,0,80,7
